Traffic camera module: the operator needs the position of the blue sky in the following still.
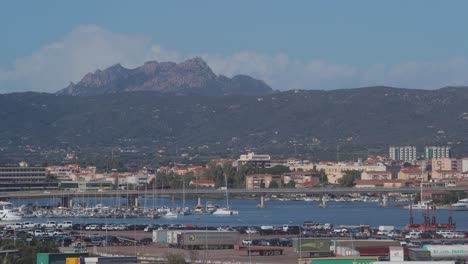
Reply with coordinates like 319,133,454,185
1,0,468,93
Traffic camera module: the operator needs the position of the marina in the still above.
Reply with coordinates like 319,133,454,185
2,197,468,230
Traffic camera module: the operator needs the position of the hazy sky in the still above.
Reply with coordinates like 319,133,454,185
1,0,468,93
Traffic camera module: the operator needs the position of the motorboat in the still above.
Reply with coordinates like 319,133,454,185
0,202,22,221
161,211,178,219
410,200,434,210
452,198,468,211
212,207,239,216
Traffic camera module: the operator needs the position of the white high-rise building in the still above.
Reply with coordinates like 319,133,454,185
389,146,417,163
425,146,451,159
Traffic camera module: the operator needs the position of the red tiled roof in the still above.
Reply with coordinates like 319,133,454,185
401,168,423,173
302,180,319,187
354,180,385,185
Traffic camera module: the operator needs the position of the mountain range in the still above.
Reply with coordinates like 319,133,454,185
1,86,468,164
57,58,273,96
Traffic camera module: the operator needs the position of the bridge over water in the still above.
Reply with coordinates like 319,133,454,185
0,186,466,207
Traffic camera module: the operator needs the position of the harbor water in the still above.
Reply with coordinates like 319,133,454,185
7,197,468,230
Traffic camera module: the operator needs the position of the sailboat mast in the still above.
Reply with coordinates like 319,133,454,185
224,172,229,209
420,162,424,203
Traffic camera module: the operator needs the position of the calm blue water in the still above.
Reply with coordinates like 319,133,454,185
10,197,468,230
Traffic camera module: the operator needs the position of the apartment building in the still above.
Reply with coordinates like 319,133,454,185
389,146,417,163
425,146,451,159
236,152,271,168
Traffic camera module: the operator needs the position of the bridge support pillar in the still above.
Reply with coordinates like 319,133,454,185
257,195,265,208
379,194,388,207
127,195,139,207
319,194,327,208
62,196,73,208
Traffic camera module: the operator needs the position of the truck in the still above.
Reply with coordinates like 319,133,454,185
422,245,468,259
408,248,432,261
152,229,168,243
175,230,239,250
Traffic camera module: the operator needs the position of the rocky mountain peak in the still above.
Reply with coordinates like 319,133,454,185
57,58,272,96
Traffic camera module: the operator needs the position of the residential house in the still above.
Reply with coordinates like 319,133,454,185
245,174,281,189
361,171,392,180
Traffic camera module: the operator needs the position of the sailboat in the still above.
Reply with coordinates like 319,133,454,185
213,174,239,215
406,163,433,210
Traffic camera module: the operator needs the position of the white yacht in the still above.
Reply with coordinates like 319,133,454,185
452,198,468,211
0,202,22,221
212,207,239,216
410,200,433,210
161,211,178,219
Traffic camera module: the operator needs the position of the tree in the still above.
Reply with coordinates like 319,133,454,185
286,179,296,188
337,170,362,187
320,169,328,184
252,165,290,175
260,179,266,188
403,162,413,168
268,181,279,188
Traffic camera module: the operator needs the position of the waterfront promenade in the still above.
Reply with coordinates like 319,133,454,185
0,186,466,200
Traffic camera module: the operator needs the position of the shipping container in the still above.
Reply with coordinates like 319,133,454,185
299,257,379,264
293,238,330,253
37,253,88,264
389,246,404,262
65,258,80,264
422,245,468,259
152,229,168,243
177,230,238,250
166,230,181,245
335,246,359,257
408,248,431,261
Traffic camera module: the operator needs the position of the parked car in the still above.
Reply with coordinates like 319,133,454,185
23,222,38,229
7,223,23,230
85,224,99,231
242,239,252,245
42,221,57,228
58,221,73,229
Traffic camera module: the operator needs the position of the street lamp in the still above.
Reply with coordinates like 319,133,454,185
289,220,302,260
238,219,252,264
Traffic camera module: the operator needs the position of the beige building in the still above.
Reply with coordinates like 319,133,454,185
398,168,429,181
236,152,271,168
282,172,319,188
431,170,461,180
431,158,460,171
361,171,392,180
245,174,281,189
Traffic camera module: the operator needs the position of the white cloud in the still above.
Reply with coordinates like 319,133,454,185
1,25,468,93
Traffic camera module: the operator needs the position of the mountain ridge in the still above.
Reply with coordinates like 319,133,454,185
2,86,468,164
57,57,273,96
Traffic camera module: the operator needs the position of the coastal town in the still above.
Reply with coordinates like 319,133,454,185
0,145,467,263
